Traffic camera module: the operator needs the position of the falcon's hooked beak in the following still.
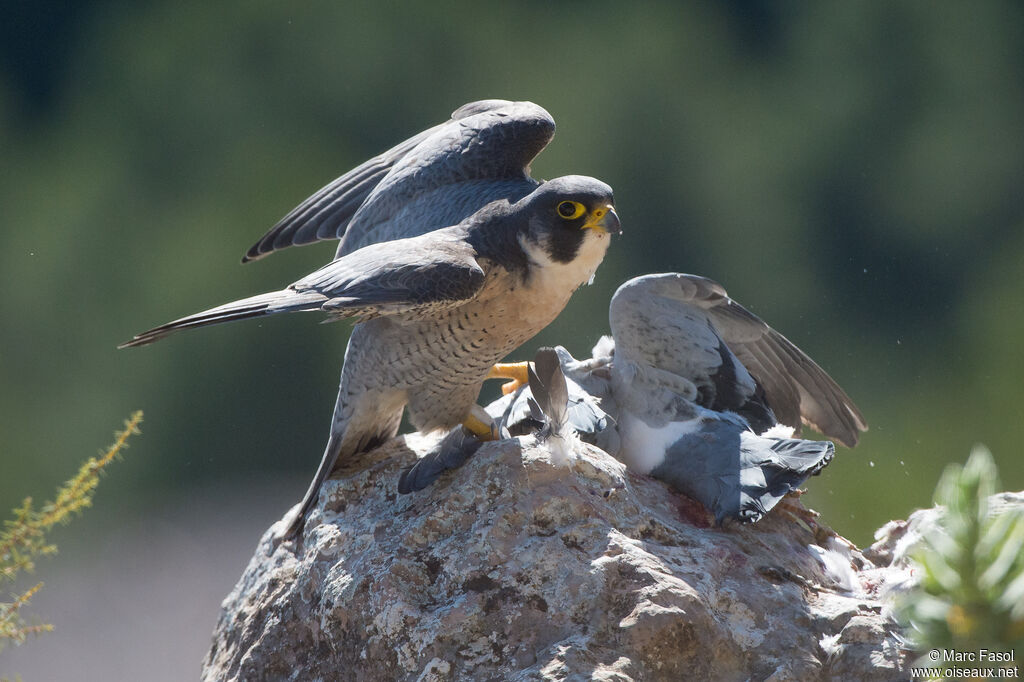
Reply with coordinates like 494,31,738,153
582,205,621,235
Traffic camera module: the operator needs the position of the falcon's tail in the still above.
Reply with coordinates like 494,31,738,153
118,289,326,348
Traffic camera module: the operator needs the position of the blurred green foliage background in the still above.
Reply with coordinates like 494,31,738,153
2,0,1022,551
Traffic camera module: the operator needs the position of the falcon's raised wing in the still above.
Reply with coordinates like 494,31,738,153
243,99,555,262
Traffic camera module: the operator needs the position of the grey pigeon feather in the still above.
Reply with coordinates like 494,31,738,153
397,346,620,494
610,273,866,446
528,348,570,435
495,346,620,456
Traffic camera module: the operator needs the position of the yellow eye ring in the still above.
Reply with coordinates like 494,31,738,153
556,200,586,220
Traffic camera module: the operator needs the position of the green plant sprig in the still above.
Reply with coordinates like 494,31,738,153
0,411,142,650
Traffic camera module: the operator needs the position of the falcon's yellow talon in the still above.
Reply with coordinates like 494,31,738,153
487,361,530,395
463,404,499,440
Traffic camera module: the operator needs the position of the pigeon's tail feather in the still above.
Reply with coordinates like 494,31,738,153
735,434,834,522
761,436,835,479
119,290,326,348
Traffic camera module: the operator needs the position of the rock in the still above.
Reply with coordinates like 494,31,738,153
203,435,911,681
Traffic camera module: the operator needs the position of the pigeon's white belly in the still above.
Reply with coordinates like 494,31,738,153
618,412,702,475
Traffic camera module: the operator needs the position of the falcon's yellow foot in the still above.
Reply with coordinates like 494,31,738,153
486,361,531,395
463,404,500,440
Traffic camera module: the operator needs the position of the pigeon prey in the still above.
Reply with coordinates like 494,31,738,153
462,274,866,524
121,176,620,538
242,100,557,262
611,273,866,522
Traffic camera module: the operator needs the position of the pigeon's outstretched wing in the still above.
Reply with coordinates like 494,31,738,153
610,273,866,446
243,100,555,262
120,228,486,348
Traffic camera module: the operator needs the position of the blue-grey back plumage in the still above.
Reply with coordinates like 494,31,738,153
648,409,834,524
119,226,488,347
242,100,555,262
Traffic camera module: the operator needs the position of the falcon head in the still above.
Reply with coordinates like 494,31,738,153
516,175,621,267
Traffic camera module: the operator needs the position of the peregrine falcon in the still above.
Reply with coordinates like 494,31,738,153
122,176,620,538
416,273,866,524
242,99,556,262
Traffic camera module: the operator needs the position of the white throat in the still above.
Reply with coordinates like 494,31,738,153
518,230,611,294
